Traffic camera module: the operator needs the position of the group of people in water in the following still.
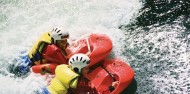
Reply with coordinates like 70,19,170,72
22,27,118,94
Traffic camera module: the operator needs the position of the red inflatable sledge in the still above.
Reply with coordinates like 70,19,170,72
85,58,134,94
67,33,113,67
31,63,58,75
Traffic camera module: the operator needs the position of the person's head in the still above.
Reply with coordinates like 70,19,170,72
50,28,69,46
69,53,90,75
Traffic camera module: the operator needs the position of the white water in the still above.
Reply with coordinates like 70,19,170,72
123,21,190,93
0,0,142,93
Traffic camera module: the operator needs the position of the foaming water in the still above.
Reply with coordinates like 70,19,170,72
121,0,190,93
122,19,190,93
0,0,142,93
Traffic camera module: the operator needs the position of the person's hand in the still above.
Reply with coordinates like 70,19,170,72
86,51,91,56
112,81,119,87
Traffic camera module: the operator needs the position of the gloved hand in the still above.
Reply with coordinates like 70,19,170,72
18,55,32,74
30,52,42,63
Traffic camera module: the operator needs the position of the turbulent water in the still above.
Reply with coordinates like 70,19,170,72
120,0,190,94
0,0,189,94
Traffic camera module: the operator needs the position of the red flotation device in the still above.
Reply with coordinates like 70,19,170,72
67,33,113,67
85,59,134,94
31,33,112,74
31,63,58,75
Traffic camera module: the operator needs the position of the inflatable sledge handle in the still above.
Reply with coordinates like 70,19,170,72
86,37,91,52
101,65,116,81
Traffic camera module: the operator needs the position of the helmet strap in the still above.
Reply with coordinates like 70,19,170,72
51,38,55,44
73,67,79,74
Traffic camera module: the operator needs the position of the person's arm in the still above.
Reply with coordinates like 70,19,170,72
86,51,91,57
30,42,48,65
